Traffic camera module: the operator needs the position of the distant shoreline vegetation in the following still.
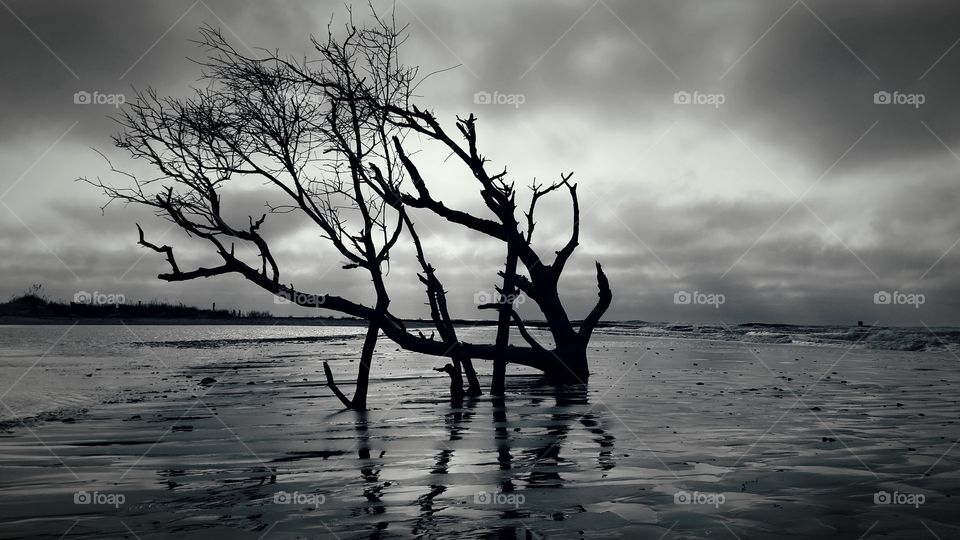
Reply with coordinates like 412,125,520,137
0,290,532,327
0,290,349,325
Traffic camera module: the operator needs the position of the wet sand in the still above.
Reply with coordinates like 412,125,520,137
0,329,958,539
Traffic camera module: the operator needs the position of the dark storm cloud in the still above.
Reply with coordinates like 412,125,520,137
1,0,959,325
721,0,960,173
412,0,960,171
0,0,186,142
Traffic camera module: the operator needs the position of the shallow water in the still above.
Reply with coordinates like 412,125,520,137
0,325,958,538
0,325,368,422
600,322,960,352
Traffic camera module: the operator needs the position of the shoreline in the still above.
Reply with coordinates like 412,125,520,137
2,318,954,355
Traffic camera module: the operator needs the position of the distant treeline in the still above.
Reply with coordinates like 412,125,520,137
0,285,362,324
0,292,269,319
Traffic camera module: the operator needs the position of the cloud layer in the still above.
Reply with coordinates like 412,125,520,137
1,0,959,325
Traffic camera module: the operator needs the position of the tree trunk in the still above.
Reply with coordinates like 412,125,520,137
350,319,381,410
543,341,589,384
436,363,465,401
323,305,384,411
492,246,519,395
460,355,482,396
448,361,465,402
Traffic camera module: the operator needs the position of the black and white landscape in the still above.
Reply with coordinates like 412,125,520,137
1,1,959,538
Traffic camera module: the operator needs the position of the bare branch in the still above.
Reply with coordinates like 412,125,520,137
552,175,579,276
477,302,546,352
579,262,612,342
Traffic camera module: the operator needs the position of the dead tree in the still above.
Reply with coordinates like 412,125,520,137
381,113,612,384
86,7,611,402
88,17,408,410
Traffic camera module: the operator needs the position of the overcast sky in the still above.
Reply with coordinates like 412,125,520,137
2,0,959,325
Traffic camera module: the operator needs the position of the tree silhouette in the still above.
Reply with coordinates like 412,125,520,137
86,6,611,407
